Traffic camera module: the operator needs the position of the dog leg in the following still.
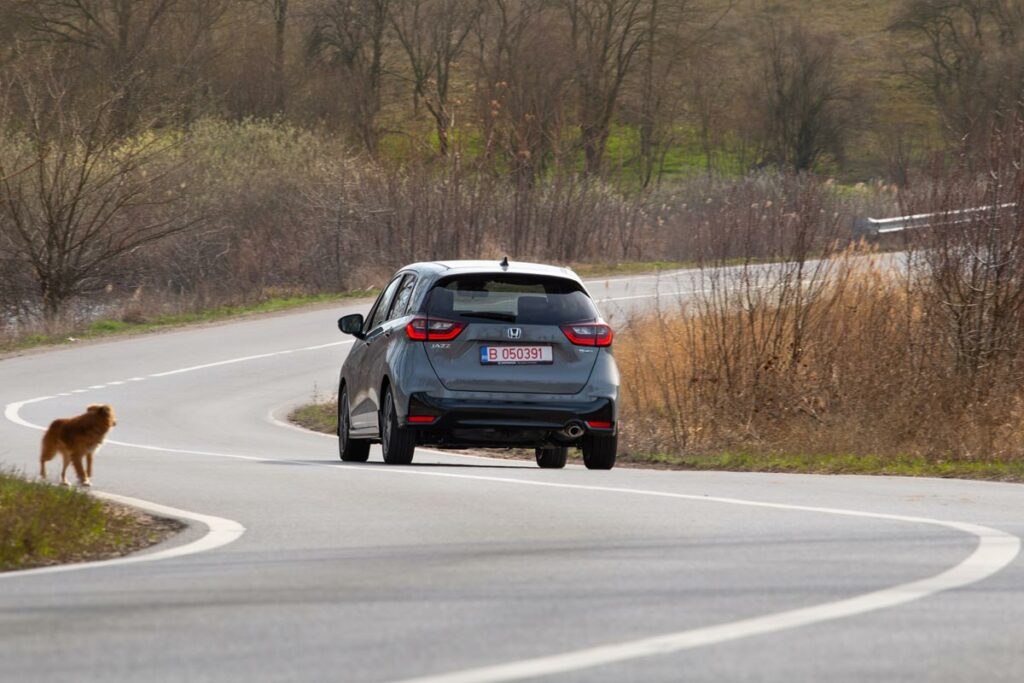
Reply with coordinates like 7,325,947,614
39,432,59,480
70,454,89,487
86,451,94,480
60,456,71,486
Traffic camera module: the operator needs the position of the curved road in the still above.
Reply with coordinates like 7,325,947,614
2,268,1023,682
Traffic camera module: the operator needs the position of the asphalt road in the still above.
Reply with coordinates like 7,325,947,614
1,266,1023,682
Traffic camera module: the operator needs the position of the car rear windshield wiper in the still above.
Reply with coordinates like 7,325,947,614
456,311,517,322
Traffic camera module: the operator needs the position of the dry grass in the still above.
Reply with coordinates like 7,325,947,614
617,245,1024,464
0,470,183,571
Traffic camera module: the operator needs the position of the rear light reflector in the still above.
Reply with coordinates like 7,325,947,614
586,420,613,429
407,415,438,424
406,317,465,341
561,323,613,347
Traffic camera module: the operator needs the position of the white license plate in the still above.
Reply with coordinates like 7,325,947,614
480,345,553,365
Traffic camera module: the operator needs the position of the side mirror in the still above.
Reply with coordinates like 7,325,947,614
338,313,365,337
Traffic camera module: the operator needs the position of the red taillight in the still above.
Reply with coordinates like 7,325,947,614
406,317,465,341
586,420,613,429
561,322,613,347
407,415,438,424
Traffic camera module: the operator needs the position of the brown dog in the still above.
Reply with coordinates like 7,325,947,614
39,404,117,487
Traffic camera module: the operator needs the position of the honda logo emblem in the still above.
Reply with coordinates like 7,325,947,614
506,327,522,339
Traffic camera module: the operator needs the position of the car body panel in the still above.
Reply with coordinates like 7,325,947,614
338,259,618,448
423,323,599,394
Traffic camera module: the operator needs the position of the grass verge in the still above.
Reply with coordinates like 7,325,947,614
0,469,184,572
618,451,1024,482
290,400,338,435
288,399,1024,483
2,290,377,355
569,260,695,278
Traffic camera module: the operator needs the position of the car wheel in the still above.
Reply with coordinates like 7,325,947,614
338,388,370,462
380,387,415,465
581,434,616,470
535,447,568,469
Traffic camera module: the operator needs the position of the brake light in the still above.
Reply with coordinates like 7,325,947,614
586,420,613,429
407,415,438,424
406,317,465,341
561,322,613,347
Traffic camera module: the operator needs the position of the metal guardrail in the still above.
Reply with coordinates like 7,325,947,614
854,203,1017,238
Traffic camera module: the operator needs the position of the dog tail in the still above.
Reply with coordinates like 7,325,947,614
39,423,60,478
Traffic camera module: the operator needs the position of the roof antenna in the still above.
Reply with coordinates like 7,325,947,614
500,256,509,269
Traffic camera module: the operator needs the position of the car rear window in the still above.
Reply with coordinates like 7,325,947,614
424,274,599,325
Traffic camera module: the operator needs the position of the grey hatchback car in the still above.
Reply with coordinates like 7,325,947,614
336,259,619,469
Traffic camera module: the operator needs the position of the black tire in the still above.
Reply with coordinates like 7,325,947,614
380,387,415,465
338,388,371,462
581,434,617,470
535,447,568,469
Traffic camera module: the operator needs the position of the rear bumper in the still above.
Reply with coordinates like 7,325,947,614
405,392,615,447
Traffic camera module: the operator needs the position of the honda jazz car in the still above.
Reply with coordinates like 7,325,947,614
336,259,619,469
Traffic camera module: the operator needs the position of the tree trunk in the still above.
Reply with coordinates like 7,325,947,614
273,0,288,113
638,0,659,187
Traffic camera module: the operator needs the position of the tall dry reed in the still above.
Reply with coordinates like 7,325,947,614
617,131,1024,461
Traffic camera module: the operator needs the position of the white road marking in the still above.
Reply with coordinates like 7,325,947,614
595,283,774,305
583,270,694,285
0,491,244,580
4,331,1021,678
148,340,350,378
366,471,1020,682
597,293,673,303
7,389,1020,676
2,339,353,576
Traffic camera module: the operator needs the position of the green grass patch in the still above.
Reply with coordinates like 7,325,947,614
569,260,695,278
0,470,183,571
290,400,338,435
570,256,791,278
619,450,1024,482
286,400,1024,484
2,289,378,355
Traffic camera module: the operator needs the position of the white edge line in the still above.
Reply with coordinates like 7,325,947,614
366,468,1019,683
4,335,1022,679
10,388,1022,681
0,491,245,580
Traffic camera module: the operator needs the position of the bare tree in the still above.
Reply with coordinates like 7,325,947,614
306,0,390,155
891,0,1024,155
474,0,572,182
160,0,232,123
631,0,732,185
564,0,647,175
747,19,854,173
687,45,730,175
391,0,482,156
13,0,178,131
0,57,202,320
268,0,289,112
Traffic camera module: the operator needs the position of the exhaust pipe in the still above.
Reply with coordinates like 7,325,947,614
563,422,585,439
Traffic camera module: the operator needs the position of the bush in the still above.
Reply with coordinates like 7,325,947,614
617,141,1024,462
